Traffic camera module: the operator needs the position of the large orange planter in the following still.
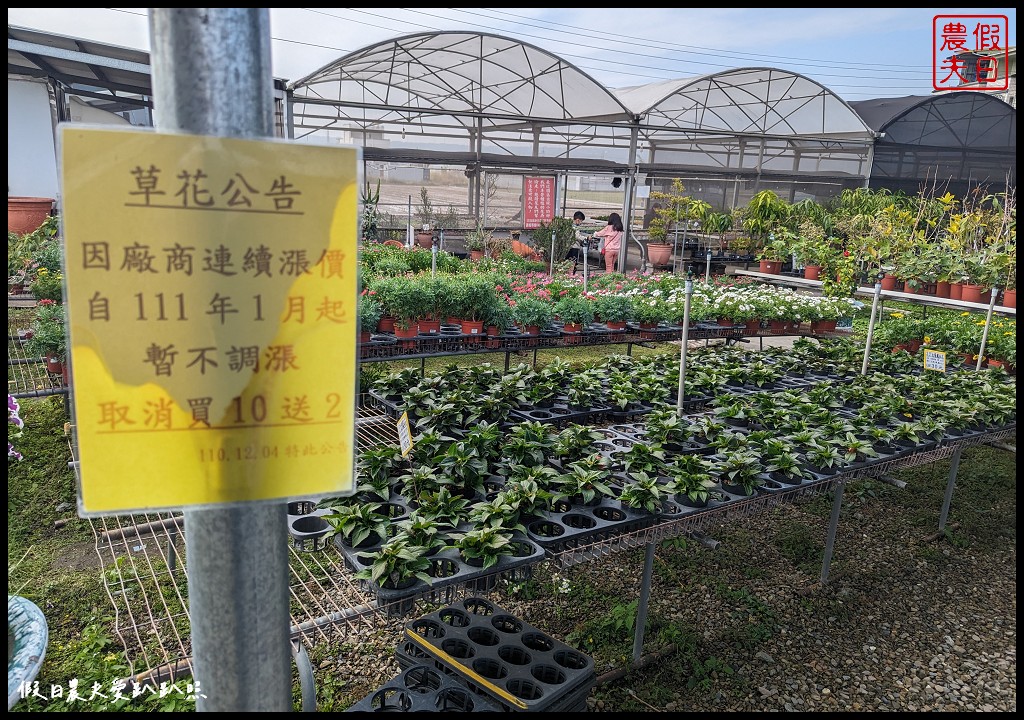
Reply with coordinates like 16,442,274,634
8,197,54,235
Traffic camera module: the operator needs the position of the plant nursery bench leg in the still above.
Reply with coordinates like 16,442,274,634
632,542,657,665
937,445,962,534
819,479,846,586
291,639,317,712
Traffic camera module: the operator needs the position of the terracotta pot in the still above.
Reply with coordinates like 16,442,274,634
934,281,951,299
605,320,627,331
769,319,788,335
359,331,371,344
902,280,921,294
8,197,54,235
758,260,782,274
716,317,734,327
948,282,963,301
987,358,1006,370
960,284,984,303
880,273,898,291
647,243,673,267
803,265,822,280
394,324,418,349
417,318,441,335
743,320,760,336
377,316,396,333
469,250,484,261
1000,289,1016,308
562,322,583,345
485,325,503,349
414,232,433,249
461,319,484,343
810,319,837,334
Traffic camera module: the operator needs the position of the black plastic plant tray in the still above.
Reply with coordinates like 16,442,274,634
402,596,596,712
286,502,332,552
346,663,504,712
335,530,545,607
525,497,658,551
605,403,655,420
367,389,405,419
509,403,612,427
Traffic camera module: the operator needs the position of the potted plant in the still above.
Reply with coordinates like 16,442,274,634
553,295,594,341
552,462,616,506
647,179,711,267
414,187,434,248
354,535,433,590
325,502,391,548
666,469,716,508
393,511,449,556
360,179,382,242
415,486,472,528
359,294,383,343
713,450,764,496
465,222,490,261
618,471,665,513
451,526,516,570
593,293,633,330
25,299,67,378
511,295,554,336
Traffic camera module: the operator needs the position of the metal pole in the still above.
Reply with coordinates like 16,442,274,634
632,542,656,664
150,9,291,711
431,239,437,277
705,251,712,283
676,280,693,415
549,230,556,276
938,445,962,532
582,238,589,294
861,282,882,375
407,195,413,248
976,287,999,370
820,479,846,584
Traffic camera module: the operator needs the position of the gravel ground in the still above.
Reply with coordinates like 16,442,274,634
314,439,1016,712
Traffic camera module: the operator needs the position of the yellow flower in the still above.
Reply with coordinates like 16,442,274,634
923,336,931,344
960,312,971,316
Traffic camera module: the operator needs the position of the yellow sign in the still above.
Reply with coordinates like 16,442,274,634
60,127,359,514
923,348,947,372
397,412,414,458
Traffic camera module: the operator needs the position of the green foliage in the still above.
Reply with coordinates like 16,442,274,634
25,301,67,360
530,216,577,263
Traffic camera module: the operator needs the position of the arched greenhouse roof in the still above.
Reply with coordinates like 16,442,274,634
849,92,1016,149
289,31,633,127
616,67,874,141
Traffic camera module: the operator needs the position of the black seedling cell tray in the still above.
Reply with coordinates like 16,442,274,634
346,663,503,712
525,496,657,551
403,596,596,712
334,530,545,607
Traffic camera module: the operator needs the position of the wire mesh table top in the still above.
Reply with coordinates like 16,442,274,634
70,384,1014,684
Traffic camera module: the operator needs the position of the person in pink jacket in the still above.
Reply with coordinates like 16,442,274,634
594,212,624,272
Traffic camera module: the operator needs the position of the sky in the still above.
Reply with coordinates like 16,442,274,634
7,7,1018,100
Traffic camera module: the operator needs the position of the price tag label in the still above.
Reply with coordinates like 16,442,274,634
923,348,947,373
397,412,414,457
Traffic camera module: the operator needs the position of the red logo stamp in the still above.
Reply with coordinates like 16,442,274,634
933,15,1009,91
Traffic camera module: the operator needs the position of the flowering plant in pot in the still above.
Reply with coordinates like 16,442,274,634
630,296,670,328
593,293,633,328
510,295,553,333
554,294,594,328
